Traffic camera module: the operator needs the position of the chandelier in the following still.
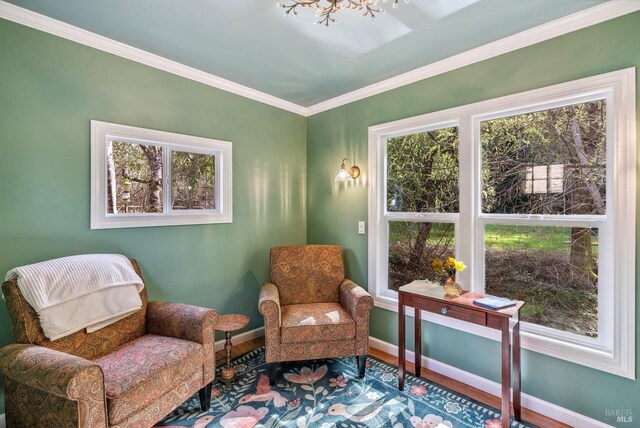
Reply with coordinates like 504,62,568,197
277,0,408,27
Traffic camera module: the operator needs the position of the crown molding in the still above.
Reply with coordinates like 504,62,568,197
0,1,308,116
305,0,640,115
1,1,638,118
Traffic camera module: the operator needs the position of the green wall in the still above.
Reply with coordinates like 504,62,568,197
307,12,640,425
0,19,306,413
2,9,640,425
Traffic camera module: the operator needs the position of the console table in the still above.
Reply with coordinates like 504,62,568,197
398,283,524,428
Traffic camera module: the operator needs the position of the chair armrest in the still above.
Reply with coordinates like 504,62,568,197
340,279,374,320
0,343,104,400
259,283,281,327
340,280,374,356
147,302,217,386
259,283,282,363
146,301,217,345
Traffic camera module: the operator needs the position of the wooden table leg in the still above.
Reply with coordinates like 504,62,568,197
513,320,521,422
501,319,511,428
414,307,421,377
221,331,236,386
398,292,406,391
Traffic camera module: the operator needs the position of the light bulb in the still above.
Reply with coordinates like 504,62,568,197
335,168,351,182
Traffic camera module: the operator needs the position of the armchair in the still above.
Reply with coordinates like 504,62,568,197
259,245,374,384
0,259,217,428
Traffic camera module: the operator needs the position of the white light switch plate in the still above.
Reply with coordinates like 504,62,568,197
358,221,366,235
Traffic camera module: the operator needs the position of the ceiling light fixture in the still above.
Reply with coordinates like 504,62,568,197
335,158,361,181
277,0,409,27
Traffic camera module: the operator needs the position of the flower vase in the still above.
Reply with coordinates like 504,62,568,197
443,276,462,296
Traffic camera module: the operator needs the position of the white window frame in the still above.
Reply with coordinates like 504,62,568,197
368,68,636,378
373,117,466,304
91,121,232,229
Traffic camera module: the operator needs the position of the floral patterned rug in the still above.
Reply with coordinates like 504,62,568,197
155,347,534,428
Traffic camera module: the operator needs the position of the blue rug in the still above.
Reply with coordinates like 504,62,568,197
155,347,534,428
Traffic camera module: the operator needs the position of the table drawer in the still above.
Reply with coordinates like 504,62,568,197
416,297,487,326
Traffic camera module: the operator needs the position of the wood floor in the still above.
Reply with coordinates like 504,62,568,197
219,336,569,428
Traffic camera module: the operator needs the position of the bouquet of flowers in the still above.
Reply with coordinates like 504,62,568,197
431,257,466,280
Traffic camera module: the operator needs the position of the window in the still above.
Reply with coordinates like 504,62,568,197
368,69,636,378
385,124,459,295
522,164,565,194
480,99,606,339
91,121,232,229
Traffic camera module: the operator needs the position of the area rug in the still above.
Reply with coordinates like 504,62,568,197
155,347,534,428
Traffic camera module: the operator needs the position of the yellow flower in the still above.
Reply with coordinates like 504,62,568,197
431,258,443,271
444,257,456,270
455,260,466,272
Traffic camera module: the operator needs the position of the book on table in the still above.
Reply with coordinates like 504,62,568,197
473,296,517,310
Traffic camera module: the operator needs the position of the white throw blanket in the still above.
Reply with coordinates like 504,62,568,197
5,254,144,341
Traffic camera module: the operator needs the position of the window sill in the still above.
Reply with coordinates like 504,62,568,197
91,212,233,229
374,295,634,379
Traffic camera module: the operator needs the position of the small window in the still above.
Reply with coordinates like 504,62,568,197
522,164,565,194
91,121,232,229
170,151,216,211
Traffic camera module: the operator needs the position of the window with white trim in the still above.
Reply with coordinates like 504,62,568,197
368,69,636,378
386,124,459,292
91,121,232,229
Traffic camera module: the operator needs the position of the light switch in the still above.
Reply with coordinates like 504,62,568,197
358,221,366,235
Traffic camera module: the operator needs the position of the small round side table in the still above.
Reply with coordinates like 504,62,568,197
215,313,250,386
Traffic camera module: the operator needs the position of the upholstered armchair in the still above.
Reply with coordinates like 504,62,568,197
259,245,374,384
0,259,217,428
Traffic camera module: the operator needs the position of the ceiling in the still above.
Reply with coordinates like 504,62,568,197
3,0,611,107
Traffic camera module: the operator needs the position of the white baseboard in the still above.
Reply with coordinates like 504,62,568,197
214,326,264,353
368,336,612,428
0,412,5,428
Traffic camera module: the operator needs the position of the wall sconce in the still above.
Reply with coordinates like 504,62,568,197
335,157,361,182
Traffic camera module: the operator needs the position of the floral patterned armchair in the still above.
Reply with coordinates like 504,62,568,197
259,245,374,384
0,259,217,428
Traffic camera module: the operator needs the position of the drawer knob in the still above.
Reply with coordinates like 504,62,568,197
441,307,448,315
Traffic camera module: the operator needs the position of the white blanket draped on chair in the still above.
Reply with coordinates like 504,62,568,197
4,254,144,340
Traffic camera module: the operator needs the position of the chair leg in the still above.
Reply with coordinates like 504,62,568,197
198,382,212,411
357,355,367,378
268,363,278,386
